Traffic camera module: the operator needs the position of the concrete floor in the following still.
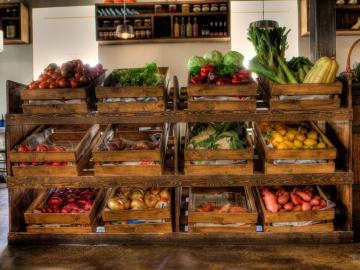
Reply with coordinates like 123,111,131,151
1,187,360,270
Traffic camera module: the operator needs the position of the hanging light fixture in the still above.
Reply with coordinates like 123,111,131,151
116,0,134,39
0,29,3,52
250,0,279,29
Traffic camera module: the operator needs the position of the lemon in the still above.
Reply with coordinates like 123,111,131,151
284,140,295,149
277,142,290,150
272,140,280,148
316,142,326,149
285,131,295,141
293,139,303,149
307,130,318,141
295,134,306,142
304,138,317,147
272,134,284,143
278,128,287,136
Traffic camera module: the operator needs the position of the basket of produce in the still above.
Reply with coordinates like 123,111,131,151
188,187,258,233
248,24,342,111
103,187,172,233
186,50,257,112
256,122,336,174
93,123,168,176
256,185,335,232
95,63,169,113
21,60,105,114
24,188,104,233
10,124,100,176
184,122,254,175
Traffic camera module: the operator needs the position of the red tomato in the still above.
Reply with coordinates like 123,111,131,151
18,145,29,152
35,144,49,152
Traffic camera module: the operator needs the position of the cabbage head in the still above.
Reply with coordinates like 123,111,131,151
187,56,207,72
203,50,223,66
223,51,244,69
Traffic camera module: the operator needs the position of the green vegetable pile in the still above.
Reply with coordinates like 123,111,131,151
287,57,313,83
248,24,305,84
112,63,162,86
189,122,247,150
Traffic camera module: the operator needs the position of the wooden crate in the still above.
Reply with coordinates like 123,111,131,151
260,76,342,111
188,187,258,233
187,80,257,112
184,124,254,176
26,223,97,234
24,188,104,226
20,72,105,114
93,124,167,176
10,124,100,176
96,67,169,113
255,186,335,232
103,188,172,233
255,122,337,174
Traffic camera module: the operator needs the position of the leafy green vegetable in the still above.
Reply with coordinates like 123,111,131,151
204,50,223,66
189,122,247,150
247,24,297,84
187,56,207,72
223,51,244,69
112,63,162,87
217,64,238,77
190,66,201,76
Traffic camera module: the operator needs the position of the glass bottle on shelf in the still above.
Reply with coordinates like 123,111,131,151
214,21,219,36
186,17,192,37
193,17,199,37
219,22,223,36
180,17,186,37
205,23,210,36
174,17,180,38
6,21,16,39
209,21,214,36
223,21,228,36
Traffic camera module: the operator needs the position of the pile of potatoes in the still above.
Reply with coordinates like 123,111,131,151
259,122,326,150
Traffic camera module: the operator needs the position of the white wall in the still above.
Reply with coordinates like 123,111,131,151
230,0,299,67
32,6,98,79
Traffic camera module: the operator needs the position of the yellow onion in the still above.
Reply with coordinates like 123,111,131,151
108,198,125,211
130,189,144,201
150,187,161,195
159,189,171,202
131,199,145,210
144,192,160,208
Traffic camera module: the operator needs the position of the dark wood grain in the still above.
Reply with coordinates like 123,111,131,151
6,109,353,125
6,171,353,188
8,231,354,245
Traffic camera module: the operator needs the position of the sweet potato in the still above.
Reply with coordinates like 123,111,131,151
293,205,302,212
283,202,294,211
290,192,301,205
312,205,322,211
229,206,248,213
310,198,320,206
263,190,280,213
219,203,232,213
302,202,311,211
320,199,327,208
277,192,290,205
296,191,312,202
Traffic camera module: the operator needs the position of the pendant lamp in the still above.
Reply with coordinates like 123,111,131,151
250,0,279,29
116,0,134,39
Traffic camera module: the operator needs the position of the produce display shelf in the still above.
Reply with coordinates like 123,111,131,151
8,231,354,245
97,0,229,7
7,171,353,189
6,108,353,125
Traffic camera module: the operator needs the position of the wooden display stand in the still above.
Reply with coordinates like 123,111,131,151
5,72,354,245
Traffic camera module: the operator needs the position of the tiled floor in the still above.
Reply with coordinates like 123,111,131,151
0,187,360,270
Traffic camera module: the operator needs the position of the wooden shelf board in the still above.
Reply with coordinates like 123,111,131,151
8,231,354,245
336,29,360,36
1,17,20,20
4,39,27,45
336,4,360,10
97,14,152,19
98,37,230,45
97,12,227,20
7,171,353,188
6,108,353,125
96,0,229,8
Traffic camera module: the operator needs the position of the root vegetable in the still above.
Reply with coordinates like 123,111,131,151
320,199,327,208
290,192,301,205
296,191,311,202
159,189,171,202
310,198,320,206
283,202,294,211
144,192,160,208
277,192,290,205
312,205,322,211
219,203,232,213
293,205,302,212
263,189,280,213
131,199,145,210
301,202,311,211
229,207,247,213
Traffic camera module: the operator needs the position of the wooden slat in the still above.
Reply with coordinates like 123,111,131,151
184,161,253,176
188,212,257,224
94,164,162,176
270,81,342,96
12,165,80,177
97,101,165,113
264,161,335,174
22,104,88,114
103,208,171,222
189,226,256,233
270,99,340,111
264,222,334,232
20,88,87,100
26,224,95,233
188,100,256,112
96,86,164,98
187,82,257,97
104,222,172,233
93,150,161,162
